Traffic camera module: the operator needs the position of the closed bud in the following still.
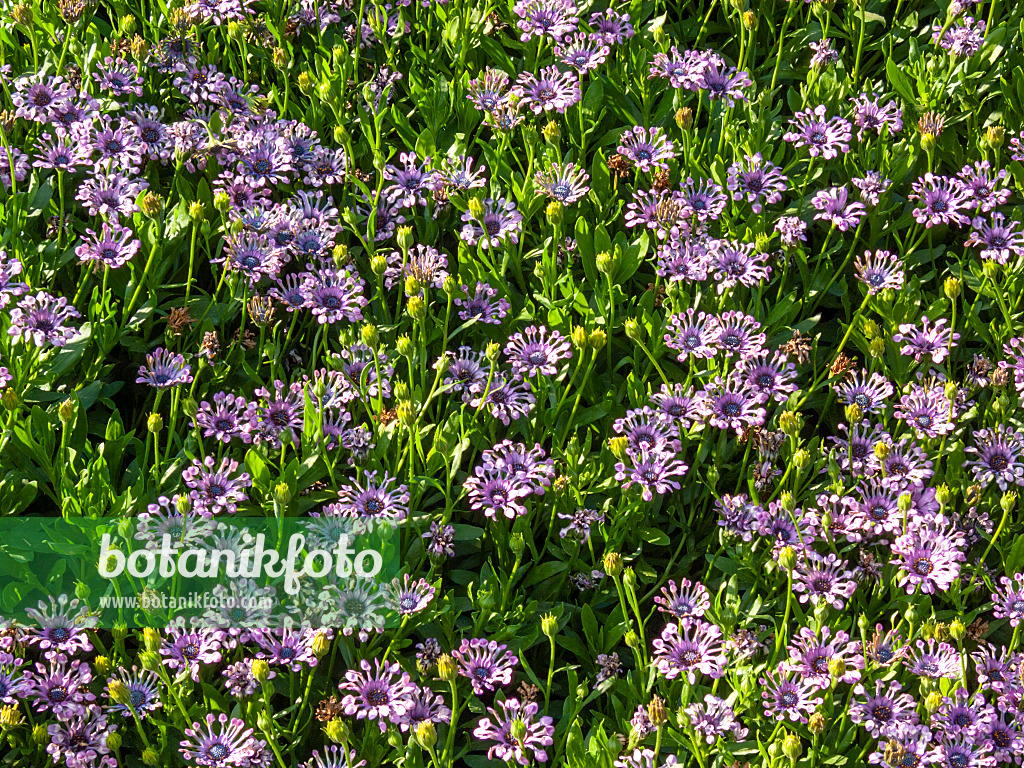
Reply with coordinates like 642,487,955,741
844,404,863,423
396,335,413,357
603,551,623,577
394,381,409,401
468,198,485,220
828,657,847,681
226,20,243,41
545,200,563,226
397,401,416,427
742,10,757,29
873,441,891,461
588,329,607,351
2,388,20,411
12,3,33,25
768,741,782,759
257,709,273,733
904,604,919,625
442,275,458,297
944,381,958,403
181,397,199,419
935,484,951,508
596,251,614,275
360,324,379,349
987,125,1005,149
510,532,525,555
407,295,426,320
541,613,558,638
32,723,48,745
332,243,348,267
131,37,150,61
370,253,388,275
778,546,796,572
622,566,637,590
58,397,76,424
213,191,231,214
624,318,642,341
139,650,161,671
436,654,457,682
324,718,349,744
897,491,913,512
571,326,588,349
298,72,315,95
486,341,501,362
272,47,290,69
109,679,131,707
251,659,271,683
94,655,111,675
755,233,771,253
794,449,811,470
652,24,665,45
397,226,414,253
188,202,205,223
142,747,160,765
510,716,528,742
405,274,422,297
675,107,694,130
647,695,667,727
143,627,162,652
808,713,825,735
107,731,123,750
779,410,803,436
147,411,164,434
870,336,886,358
782,733,802,761
780,491,796,513
1002,491,1017,515
139,191,163,218
863,319,880,340
0,704,23,729
944,276,961,300
624,629,639,648
415,720,437,749
542,121,561,144
921,132,936,153
949,618,966,641
311,631,330,658
608,436,628,461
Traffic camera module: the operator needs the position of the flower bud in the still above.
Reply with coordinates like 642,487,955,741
139,650,161,671
944,381,958,403
648,695,667,727
142,747,160,765
624,629,639,648
794,449,811,471
596,251,614,275
624,318,642,341
94,655,111,675
541,613,558,638
949,618,966,642
768,741,782,759
873,441,891,461
1002,491,1017,515
396,225,414,253
608,436,628,461
109,680,132,707
360,324,379,349
415,720,437,750
371,253,388,276
405,274,422,297
397,401,416,427
251,659,270,683
869,336,886,358
213,191,231,215
407,295,426,320
148,412,163,434
652,24,665,45
12,3,33,25
542,121,561,144
779,410,803,437
844,404,863,424
622,566,637,590
509,716,528,742
782,733,802,761
396,335,413,356
139,191,163,218
778,546,796,572
510,532,526,555
58,397,76,424
486,341,501,362
0,705,23,729
436,654,456,682
298,72,315,95
105,731,122,750
983,260,999,281
257,709,273,732
325,718,349,744
2,388,20,411
571,326,588,349
272,47,290,69
808,713,825,735
588,329,607,351
468,198,485,220
921,132,936,153
904,605,919,625
32,723,48,745
546,201,563,226
742,9,757,29
311,631,331,658
675,107,693,130
987,125,1005,149
897,492,912,512
935,484,951,509
828,657,847,681
925,691,943,713
780,491,796,513
603,551,623,577
944,276,961,300
442,275,458,297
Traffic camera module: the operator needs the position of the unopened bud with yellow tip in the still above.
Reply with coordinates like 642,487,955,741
371,253,388,276
415,720,437,750
778,546,796,572
542,121,561,144
779,410,803,436
147,412,163,434
571,326,587,349
925,691,943,713
360,324,379,349
541,613,558,638
58,397,76,424
325,718,349,744
596,251,614,275
436,654,457,682
142,747,160,765
468,198,485,220
406,295,426,320
949,618,966,642
603,551,623,577
874,441,891,461
546,201,563,226
108,680,132,707
32,723,48,745
588,329,607,351
987,125,1005,149
608,436,628,461
139,191,163,218
251,659,271,683
676,107,693,130
782,733,802,761
808,713,825,735
624,318,642,341
0,705,23,729
647,695,668,727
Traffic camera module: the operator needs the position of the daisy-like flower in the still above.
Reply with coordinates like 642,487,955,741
932,689,996,739
35,131,91,172
907,638,961,679
302,747,367,768
453,638,518,695
614,452,689,501
617,126,675,172
106,667,162,718
852,171,892,206
835,370,894,414
555,33,610,72
701,378,767,434
809,38,840,68
880,437,935,489
850,679,920,737
854,249,904,293
46,709,116,768
992,573,1024,627
589,7,634,44
473,373,536,425
713,311,767,358
793,552,858,610
386,575,436,615
220,232,285,284
895,384,955,439
77,170,149,220
194,392,256,445
958,160,1010,213
464,469,534,519
712,240,771,293
236,137,294,187
75,223,141,270
466,68,512,112
513,66,581,113
328,471,409,521
461,197,523,249
8,292,81,348
383,152,436,209
755,501,816,553
307,267,368,325
759,665,823,723
727,153,788,213
850,94,903,139
182,456,251,516
681,177,728,222
665,308,720,360
698,63,753,106
654,579,711,620
966,212,1024,265
683,695,748,745
649,383,702,427
966,426,1024,490
384,244,449,291
512,0,578,42
136,347,193,388
252,629,320,672
479,440,555,494
737,351,798,403
504,325,572,377
855,479,902,537
811,186,867,231
932,16,987,57
892,316,959,364
25,659,97,719
443,346,491,403
909,173,971,228
775,216,808,248
398,685,452,733
612,406,682,459
180,712,261,767
422,522,455,559
556,507,604,541
474,698,554,766
454,282,510,324
24,595,96,661
783,105,852,159
893,528,966,594
786,626,862,688
435,155,487,191
535,161,591,204
338,659,415,732
0,652,27,704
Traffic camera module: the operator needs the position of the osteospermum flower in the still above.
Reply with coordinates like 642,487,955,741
737,351,798,403
850,679,920,737
854,249,904,293
513,66,581,113
786,626,862,688
461,197,523,249
931,689,996,739
589,7,634,44
136,347,193,388
513,0,578,42
783,105,852,158
654,579,711,620
8,292,81,348
106,667,162,718
180,712,262,767
892,316,959,364
652,620,726,684
933,15,987,57
775,216,808,247
454,282,510,324
384,244,449,291
992,573,1024,627
713,311,766,358
535,161,591,204
612,406,682,460
75,223,141,270
793,552,858,610
328,471,409,521
683,695,748,745
835,370,894,414
811,186,866,231
966,212,1024,264
46,709,116,768
909,173,971,228
760,665,823,723
194,392,256,445
681,177,728,222
474,698,554,766
894,386,955,439
26,659,97,719
614,452,689,501
464,468,534,519
338,659,414,732
727,153,788,213
453,638,518,695
966,426,1024,490
24,595,95,661
504,325,572,377
665,308,720,360
701,378,767,434
555,33,610,72
850,94,903,139
617,126,675,172
385,575,436,615
182,455,251,516
907,638,962,679
649,383,702,427
893,528,966,594
852,171,892,206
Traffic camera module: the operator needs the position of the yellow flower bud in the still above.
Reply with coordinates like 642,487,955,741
588,329,607,351
647,695,667,727
624,318,642,341
541,613,558,638
251,659,270,683
58,397,76,424
987,125,1005,149
407,295,426,320
142,747,160,765
542,121,561,144
436,654,457,682
603,551,623,577
0,705,24,729
808,713,825,735
468,198,485,220
147,412,163,434
778,546,796,572
396,335,413,356
596,251,614,275
608,436,628,461
361,324,379,349
415,720,437,749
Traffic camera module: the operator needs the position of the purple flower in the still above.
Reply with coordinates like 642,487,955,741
683,695,748,744
909,173,971,228
617,126,675,172
0,652,27,704
386,574,436,615
236,137,294,187
892,316,959,364
472,373,536,424
8,291,81,348
75,223,141,270
835,370,894,414
253,380,305,448
398,685,452,733
454,282,510,324
105,667,162,718
35,131,91,172
932,16,987,57
614,452,689,501
513,0,578,42
422,521,455,558
443,346,491,403
701,378,767,433
183,456,251,516
466,68,512,112
535,161,591,204
907,638,961,679
11,75,74,124
302,747,367,768
384,244,449,292
307,267,368,324
25,659,96,719
681,177,728,221
855,479,901,537
504,325,572,377
932,689,996,739
649,383,702,427
588,8,634,44
513,66,581,113
555,34,610,72
966,426,1024,490
850,94,903,139
556,507,605,541
24,595,95,661
180,712,262,767
383,152,436,209
894,384,955,439
612,406,682,460
854,249,904,293
194,392,256,444
713,311,766,357
966,212,1024,264
786,626,862,688
328,471,409,521
253,629,319,672
338,659,414,732
852,171,892,206
809,38,839,68
811,186,866,231
220,232,285,284
880,437,935,489
737,351,798,403
793,552,857,609
77,170,149,221
698,63,752,105
893,528,965,594
665,308,719,360
958,160,1010,212
727,153,788,213
137,347,193,388
474,698,554,766
46,709,116,768
775,216,808,247
464,468,534,519
850,679,919,737
992,573,1024,627
783,105,852,158
711,240,771,293
453,638,518,695
461,197,523,249
760,665,823,723
654,579,710,620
